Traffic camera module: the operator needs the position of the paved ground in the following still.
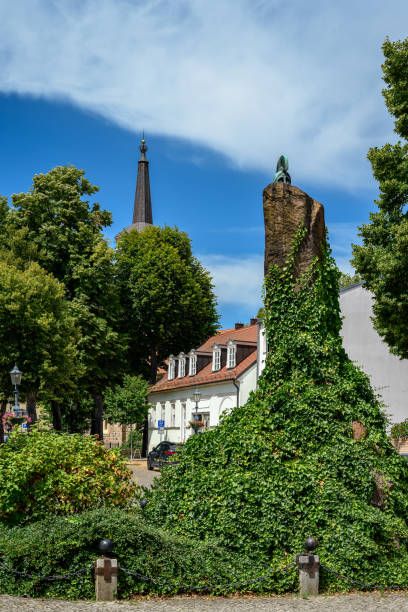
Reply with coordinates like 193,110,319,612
1,593,408,611
127,459,161,489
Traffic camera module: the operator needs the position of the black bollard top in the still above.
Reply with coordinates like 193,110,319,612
140,499,148,509
304,537,318,551
99,539,114,555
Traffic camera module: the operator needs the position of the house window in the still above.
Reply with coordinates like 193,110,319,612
178,354,186,378
212,345,221,371
227,341,236,368
171,402,176,427
168,356,175,380
189,352,197,376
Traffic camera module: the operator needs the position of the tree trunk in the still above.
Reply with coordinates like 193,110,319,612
51,400,62,431
142,347,157,458
91,392,104,441
0,400,6,444
149,349,158,385
26,391,37,423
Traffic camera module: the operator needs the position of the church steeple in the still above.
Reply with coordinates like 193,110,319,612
131,136,153,230
116,135,154,240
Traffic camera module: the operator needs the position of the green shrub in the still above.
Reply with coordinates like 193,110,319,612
0,507,266,599
144,228,408,592
391,420,408,439
0,427,136,525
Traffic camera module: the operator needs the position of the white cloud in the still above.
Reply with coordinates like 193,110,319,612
0,0,407,187
199,253,263,309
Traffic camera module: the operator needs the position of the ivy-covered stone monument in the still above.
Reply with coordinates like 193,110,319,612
145,161,408,592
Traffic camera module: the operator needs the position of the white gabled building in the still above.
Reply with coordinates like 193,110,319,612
147,320,259,451
147,283,408,454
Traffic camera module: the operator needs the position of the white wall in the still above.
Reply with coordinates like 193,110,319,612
340,284,408,424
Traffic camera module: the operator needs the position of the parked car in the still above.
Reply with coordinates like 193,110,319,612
147,441,183,470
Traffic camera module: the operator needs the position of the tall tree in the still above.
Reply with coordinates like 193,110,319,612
7,166,127,436
0,260,80,431
117,225,218,458
116,225,219,384
352,37,408,358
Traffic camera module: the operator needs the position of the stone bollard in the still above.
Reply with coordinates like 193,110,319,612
295,537,319,596
95,539,118,601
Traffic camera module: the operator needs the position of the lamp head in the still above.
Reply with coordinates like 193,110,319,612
10,364,22,386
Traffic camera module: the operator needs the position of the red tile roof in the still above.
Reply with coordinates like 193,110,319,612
149,324,258,394
196,324,257,352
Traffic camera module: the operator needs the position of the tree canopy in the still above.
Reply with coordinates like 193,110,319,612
0,260,79,419
116,225,219,382
352,37,408,358
5,166,127,436
104,374,149,427
338,271,361,289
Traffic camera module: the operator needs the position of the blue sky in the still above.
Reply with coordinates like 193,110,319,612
1,0,407,328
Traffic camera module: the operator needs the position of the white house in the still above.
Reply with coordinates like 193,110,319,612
147,283,408,453
147,320,259,450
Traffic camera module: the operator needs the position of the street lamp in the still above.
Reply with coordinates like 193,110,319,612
10,364,23,418
192,388,201,434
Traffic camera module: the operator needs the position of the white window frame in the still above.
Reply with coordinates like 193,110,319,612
189,351,197,376
171,402,176,427
212,344,221,371
168,356,175,380
178,353,186,378
226,340,236,369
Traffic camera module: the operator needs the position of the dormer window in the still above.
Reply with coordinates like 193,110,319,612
212,344,221,371
189,350,197,376
168,355,175,380
227,340,236,369
178,353,186,378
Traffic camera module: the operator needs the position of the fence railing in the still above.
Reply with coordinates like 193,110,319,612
2,534,408,601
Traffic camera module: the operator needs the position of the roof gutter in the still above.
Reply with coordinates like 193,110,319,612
232,379,240,408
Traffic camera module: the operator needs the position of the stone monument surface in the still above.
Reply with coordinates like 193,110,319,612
263,181,325,277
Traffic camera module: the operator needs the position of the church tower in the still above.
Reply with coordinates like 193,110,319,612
123,136,153,234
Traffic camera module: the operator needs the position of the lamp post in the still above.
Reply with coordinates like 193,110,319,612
192,388,201,434
10,364,23,418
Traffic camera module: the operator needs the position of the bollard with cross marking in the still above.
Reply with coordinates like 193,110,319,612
295,537,319,596
95,539,118,601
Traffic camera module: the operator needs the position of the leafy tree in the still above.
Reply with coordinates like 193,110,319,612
0,426,136,525
116,225,219,384
104,374,149,458
338,271,361,289
6,166,127,436
0,260,80,430
104,374,149,426
352,37,408,358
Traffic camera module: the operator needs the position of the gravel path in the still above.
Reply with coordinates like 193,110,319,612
127,460,161,489
1,593,408,611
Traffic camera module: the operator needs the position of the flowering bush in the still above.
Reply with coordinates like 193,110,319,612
1,411,31,431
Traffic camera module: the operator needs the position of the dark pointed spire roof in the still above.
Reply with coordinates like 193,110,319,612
115,135,154,241
132,136,153,228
